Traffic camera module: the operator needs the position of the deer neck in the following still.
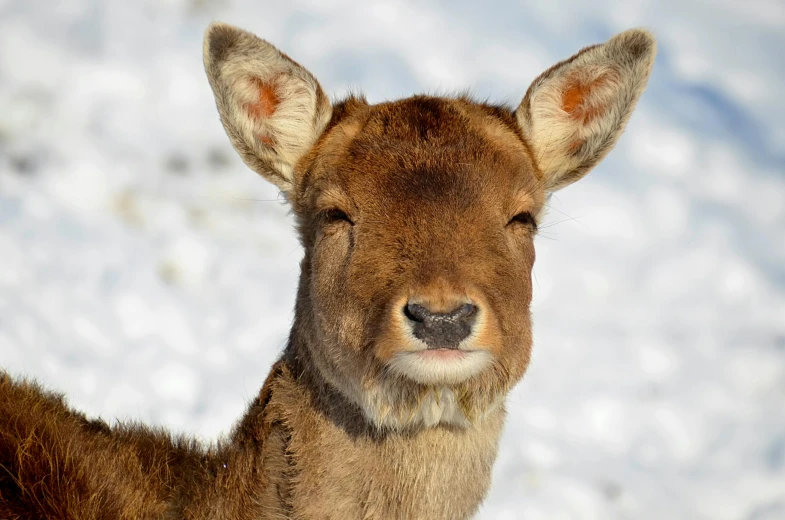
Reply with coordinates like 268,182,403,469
226,327,505,520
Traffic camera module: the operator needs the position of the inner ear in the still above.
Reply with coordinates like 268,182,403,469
516,29,656,191
562,68,620,126
248,78,281,138
203,22,333,197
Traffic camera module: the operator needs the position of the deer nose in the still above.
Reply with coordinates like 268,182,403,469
404,302,478,349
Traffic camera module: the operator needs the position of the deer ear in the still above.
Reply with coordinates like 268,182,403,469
515,29,656,192
203,22,332,197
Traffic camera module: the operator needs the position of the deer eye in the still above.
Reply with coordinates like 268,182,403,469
323,208,353,225
508,211,537,230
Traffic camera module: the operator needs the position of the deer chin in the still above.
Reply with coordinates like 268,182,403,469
386,348,493,386
356,358,506,431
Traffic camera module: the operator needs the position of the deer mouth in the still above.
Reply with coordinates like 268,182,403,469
386,348,492,385
417,348,471,360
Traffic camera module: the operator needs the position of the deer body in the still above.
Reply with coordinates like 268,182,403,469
0,22,655,519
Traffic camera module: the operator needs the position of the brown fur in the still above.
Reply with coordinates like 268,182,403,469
0,23,656,519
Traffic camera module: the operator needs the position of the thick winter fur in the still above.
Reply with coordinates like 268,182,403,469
0,23,656,519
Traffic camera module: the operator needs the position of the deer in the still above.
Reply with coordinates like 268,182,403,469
0,22,655,519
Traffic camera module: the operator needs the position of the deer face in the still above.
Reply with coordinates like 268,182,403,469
204,23,655,429
294,97,542,423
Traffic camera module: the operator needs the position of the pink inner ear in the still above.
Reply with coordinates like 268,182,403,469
257,134,275,145
561,72,615,124
246,77,280,119
567,139,584,153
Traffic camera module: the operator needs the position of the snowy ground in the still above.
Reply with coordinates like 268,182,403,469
1,0,784,518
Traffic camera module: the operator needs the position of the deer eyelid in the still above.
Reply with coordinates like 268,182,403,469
507,211,537,230
322,208,354,225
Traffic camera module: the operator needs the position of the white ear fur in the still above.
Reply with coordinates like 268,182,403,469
516,29,656,191
203,22,333,196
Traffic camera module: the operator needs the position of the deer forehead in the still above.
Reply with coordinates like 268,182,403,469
299,96,543,214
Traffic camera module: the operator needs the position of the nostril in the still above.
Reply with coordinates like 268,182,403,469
449,303,477,322
404,303,429,323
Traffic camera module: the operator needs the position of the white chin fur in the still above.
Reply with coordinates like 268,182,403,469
386,350,492,385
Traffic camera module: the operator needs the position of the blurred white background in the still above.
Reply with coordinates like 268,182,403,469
1,0,784,518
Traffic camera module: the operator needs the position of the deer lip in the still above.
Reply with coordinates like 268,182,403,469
425,342,461,350
414,348,471,361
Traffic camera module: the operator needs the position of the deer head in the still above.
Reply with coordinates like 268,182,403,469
204,23,655,430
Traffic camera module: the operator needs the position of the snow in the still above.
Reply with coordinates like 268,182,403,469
1,0,784,517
